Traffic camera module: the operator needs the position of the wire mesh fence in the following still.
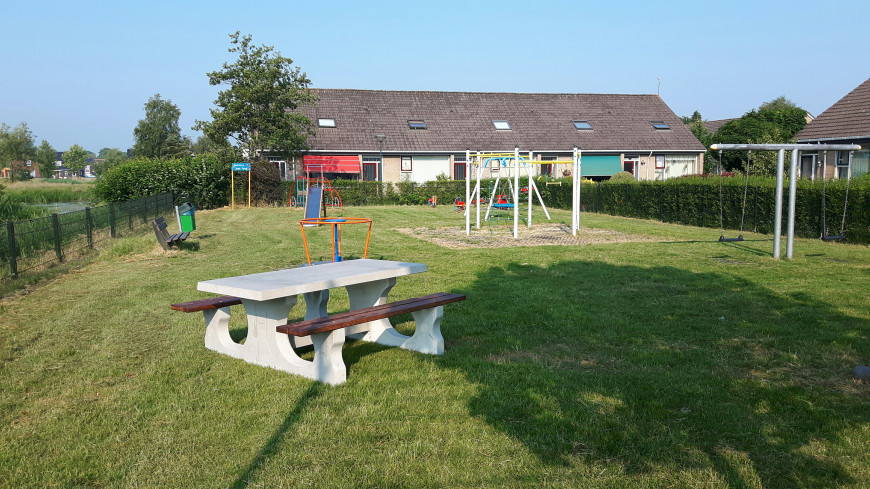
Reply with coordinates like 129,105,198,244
1,192,174,280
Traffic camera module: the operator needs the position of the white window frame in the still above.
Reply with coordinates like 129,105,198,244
492,120,511,130
836,151,851,180
572,120,592,130
317,118,336,128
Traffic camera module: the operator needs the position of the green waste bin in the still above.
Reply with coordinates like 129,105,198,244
176,203,196,233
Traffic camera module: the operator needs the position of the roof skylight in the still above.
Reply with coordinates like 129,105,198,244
318,118,336,128
492,120,511,130
573,120,593,130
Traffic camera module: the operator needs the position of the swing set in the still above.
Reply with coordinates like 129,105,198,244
463,148,582,238
716,150,752,242
710,143,861,260
819,151,852,241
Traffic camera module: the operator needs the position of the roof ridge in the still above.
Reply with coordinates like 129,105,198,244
311,88,658,97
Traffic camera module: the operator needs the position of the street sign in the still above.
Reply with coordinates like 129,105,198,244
231,162,251,171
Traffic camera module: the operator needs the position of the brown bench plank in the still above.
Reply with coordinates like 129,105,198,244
277,292,465,337
170,295,242,313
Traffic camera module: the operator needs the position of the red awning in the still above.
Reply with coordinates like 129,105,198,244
303,155,360,173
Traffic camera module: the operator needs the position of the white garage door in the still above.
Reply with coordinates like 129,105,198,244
410,156,451,183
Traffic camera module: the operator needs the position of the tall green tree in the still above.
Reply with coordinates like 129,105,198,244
63,144,90,174
35,140,57,178
133,94,191,158
713,97,809,174
94,147,128,176
0,122,37,181
194,32,317,162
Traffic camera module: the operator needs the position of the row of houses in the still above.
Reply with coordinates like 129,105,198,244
280,80,869,184
285,89,706,184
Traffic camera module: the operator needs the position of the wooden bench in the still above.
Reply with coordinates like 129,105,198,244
170,295,242,313
170,295,243,356
277,292,465,347
152,216,190,250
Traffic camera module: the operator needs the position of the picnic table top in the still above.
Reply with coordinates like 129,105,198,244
197,259,427,301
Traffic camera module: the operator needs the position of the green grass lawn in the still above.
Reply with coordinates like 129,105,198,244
1,205,868,488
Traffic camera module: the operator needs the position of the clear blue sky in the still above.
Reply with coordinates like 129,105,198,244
2,0,868,153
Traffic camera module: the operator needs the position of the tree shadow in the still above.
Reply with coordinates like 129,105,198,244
434,260,869,488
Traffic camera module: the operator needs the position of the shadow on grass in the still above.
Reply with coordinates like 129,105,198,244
230,382,325,489
436,260,869,488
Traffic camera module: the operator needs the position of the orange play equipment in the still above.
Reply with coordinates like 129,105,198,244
299,217,372,266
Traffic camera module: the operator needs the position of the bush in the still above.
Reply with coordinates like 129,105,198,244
94,155,231,209
606,171,636,183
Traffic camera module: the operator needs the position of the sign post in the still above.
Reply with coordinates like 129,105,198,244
231,162,252,209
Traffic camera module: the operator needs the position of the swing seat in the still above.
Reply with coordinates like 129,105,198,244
719,235,744,242
822,235,845,241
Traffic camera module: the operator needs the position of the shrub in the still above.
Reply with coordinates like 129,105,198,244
94,155,230,209
606,171,636,183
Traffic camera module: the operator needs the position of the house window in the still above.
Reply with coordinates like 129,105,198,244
408,120,427,130
655,155,666,169
401,156,412,172
492,120,511,130
572,120,592,130
651,121,670,130
836,151,851,179
851,150,869,178
540,155,557,176
454,155,466,180
318,118,336,128
362,156,379,181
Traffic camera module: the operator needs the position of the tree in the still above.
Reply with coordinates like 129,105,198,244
94,148,128,176
194,32,317,163
63,144,90,174
133,94,191,158
681,111,716,172
0,122,37,182
713,97,809,175
35,140,57,178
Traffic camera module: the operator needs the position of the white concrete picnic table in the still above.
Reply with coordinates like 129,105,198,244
196,259,429,384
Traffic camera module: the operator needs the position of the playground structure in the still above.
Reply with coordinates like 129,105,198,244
710,143,862,260
464,148,581,238
299,217,372,266
288,176,343,210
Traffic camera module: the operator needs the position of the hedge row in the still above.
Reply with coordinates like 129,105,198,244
94,156,231,209
307,176,870,243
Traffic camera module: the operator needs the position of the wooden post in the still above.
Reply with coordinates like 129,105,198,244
85,207,93,249
52,213,63,262
109,203,116,238
6,220,17,278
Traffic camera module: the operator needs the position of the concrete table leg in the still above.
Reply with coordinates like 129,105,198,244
344,277,397,340
241,297,316,376
291,289,329,349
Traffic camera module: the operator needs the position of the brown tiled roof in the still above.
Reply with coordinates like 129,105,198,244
303,89,705,153
796,78,870,142
703,118,738,133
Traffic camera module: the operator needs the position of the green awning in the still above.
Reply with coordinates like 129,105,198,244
581,155,621,177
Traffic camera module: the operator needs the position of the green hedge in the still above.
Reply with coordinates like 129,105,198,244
94,155,231,209
537,176,870,243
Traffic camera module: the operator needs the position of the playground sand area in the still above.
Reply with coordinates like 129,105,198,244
396,223,660,249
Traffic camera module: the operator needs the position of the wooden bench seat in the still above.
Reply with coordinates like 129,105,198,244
170,295,242,313
152,216,190,250
277,292,465,337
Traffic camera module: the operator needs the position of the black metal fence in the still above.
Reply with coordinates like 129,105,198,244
1,192,174,279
